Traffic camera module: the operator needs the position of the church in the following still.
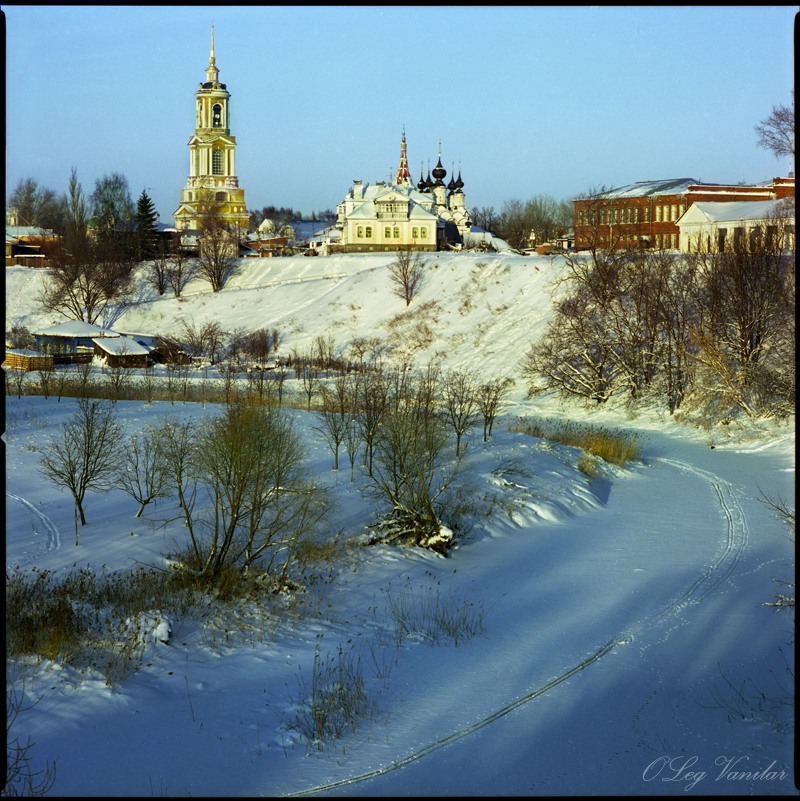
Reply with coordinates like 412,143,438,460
173,32,474,253
173,27,249,233
335,131,473,252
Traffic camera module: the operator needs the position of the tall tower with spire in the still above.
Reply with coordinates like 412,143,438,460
394,128,411,186
174,26,249,232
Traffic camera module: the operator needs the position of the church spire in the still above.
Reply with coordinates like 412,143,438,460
395,128,411,186
206,24,219,84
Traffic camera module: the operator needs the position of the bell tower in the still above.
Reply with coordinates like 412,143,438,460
174,26,249,232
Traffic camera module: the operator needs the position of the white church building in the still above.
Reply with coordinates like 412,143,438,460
335,132,473,252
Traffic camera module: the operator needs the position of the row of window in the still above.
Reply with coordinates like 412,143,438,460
578,202,688,227
654,203,686,223
355,226,428,239
654,233,679,249
186,191,228,202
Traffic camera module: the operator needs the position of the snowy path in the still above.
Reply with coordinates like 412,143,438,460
285,453,759,796
6,491,62,559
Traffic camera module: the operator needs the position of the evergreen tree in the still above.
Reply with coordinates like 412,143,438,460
136,189,159,260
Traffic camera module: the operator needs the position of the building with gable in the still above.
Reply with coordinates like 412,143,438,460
174,27,249,234
677,199,795,253
335,132,473,252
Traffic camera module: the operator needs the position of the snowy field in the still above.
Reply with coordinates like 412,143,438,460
4,252,796,796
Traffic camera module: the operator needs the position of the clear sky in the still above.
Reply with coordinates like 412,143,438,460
4,5,797,224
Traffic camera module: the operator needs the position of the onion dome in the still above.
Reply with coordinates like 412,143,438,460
447,162,457,192
455,165,464,191
432,153,446,186
418,162,427,192
425,160,434,191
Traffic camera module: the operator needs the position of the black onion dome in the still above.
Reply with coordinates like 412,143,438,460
418,164,427,192
455,170,464,191
432,156,446,184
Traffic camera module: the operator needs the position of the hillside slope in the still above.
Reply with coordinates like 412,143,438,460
5,252,561,390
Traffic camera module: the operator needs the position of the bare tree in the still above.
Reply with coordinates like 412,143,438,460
166,244,196,298
6,368,27,399
354,370,389,475
367,370,460,555
157,418,198,517
101,344,134,403
388,248,427,306
35,362,55,399
38,169,136,326
476,377,514,442
72,360,96,398
146,251,171,296
182,402,327,585
117,428,171,517
440,369,480,456
314,374,356,470
196,202,240,292
139,366,157,404
38,399,122,534
754,92,795,163
299,351,320,410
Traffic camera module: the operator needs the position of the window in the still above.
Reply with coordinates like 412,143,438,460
213,104,222,127
385,226,391,238
412,227,418,238
365,226,372,238
655,206,662,222
671,204,677,221
357,226,364,238
633,207,639,224
216,192,226,202
393,227,400,238
420,228,427,239
212,149,224,175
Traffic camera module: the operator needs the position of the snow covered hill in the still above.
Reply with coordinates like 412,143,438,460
6,252,559,389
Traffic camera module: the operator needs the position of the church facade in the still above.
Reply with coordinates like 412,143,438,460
173,28,249,233
335,132,472,252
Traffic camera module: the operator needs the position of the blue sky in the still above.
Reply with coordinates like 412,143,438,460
4,5,797,224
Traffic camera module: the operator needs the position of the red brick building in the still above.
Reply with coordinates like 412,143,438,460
572,176,794,250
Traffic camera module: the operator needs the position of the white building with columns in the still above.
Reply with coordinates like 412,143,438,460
336,132,473,252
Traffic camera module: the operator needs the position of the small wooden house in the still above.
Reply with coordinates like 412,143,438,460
93,336,151,368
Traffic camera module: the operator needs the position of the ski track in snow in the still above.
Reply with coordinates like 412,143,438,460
285,456,751,796
6,492,62,557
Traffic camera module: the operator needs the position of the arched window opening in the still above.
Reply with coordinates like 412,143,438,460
212,149,224,175
213,104,222,127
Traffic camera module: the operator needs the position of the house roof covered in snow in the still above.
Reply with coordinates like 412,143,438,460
585,178,701,200
92,337,151,356
679,200,788,226
34,321,120,338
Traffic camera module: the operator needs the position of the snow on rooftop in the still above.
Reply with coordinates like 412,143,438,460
686,199,786,223
34,321,119,337
92,336,151,355
589,178,701,199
